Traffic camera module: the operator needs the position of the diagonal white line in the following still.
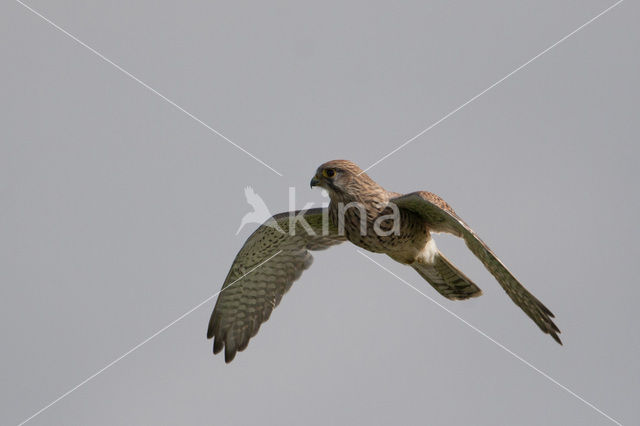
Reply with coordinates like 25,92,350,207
16,250,283,426
357,250,623,426
359,0,624,176
14,0,283,177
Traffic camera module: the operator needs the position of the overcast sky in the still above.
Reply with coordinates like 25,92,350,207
1,1,638,425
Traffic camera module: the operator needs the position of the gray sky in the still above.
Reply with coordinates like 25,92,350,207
1,1,638,425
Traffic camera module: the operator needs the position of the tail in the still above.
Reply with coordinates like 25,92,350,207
412,252,482,300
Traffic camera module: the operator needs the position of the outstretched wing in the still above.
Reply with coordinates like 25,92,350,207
207,208,345,362
391,191,561,344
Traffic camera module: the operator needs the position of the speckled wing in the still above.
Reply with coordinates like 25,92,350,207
207,208,345,362
391,191,561,344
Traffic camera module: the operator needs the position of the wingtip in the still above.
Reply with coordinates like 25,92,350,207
224,348,237,363
206,319,215,340
551,332,563,345
213,337,224,355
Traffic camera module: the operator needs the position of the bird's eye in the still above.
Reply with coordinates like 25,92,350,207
322,169,336,178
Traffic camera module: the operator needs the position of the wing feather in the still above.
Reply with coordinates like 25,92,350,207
207,208,345,362
391,191,561,344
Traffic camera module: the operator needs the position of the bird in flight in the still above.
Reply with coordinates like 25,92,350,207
207,160,561,362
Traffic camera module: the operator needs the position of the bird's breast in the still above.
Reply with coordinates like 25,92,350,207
329,202,429,259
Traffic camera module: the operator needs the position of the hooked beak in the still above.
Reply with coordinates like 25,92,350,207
310,176,320,188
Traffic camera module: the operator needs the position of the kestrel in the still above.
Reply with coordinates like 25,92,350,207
207,160,561,362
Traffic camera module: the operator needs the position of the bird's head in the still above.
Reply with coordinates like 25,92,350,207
310,160,379,201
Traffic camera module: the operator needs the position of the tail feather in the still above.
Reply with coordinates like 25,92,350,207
412,252,482,300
